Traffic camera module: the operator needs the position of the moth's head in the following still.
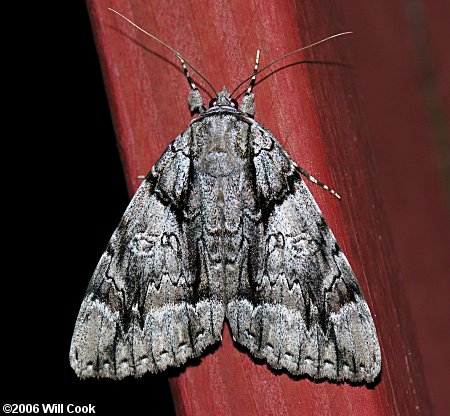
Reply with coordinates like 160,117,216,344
208,87,238,109
189,86,255,117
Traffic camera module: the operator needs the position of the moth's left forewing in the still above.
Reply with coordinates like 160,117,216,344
70,130,226,379
227,123,381,383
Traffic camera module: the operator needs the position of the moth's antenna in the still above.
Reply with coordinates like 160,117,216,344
109,8,218,96
230,32,352,96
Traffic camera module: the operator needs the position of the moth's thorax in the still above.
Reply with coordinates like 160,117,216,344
192,114,248,178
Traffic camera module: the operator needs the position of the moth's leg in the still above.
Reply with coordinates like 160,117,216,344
181,55,206,114
179,57,197,92
176,56,208,113
295,164,341,200
246,50,261,95
240,50,261,116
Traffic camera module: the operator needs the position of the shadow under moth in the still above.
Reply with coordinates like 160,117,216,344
70,9,381,384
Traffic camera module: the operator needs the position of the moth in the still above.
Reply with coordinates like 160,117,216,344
70,9,381,383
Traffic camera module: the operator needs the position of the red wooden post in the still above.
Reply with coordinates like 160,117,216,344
344,0,450,414
85,0,433,414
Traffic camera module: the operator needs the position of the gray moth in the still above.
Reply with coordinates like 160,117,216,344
70,11,381,384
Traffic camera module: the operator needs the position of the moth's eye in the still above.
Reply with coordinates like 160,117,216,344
230,99,239,109
209,99,217,108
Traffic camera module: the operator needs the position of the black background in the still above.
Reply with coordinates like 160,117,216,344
4,2,175,415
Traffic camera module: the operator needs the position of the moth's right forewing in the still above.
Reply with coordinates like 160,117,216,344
227,124,381,383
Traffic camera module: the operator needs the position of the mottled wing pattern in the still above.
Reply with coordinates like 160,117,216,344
227,123,381,382
70,130,225,379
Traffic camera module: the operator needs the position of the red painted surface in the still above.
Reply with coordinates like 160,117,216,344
343,1,450,414
85,0,436,414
